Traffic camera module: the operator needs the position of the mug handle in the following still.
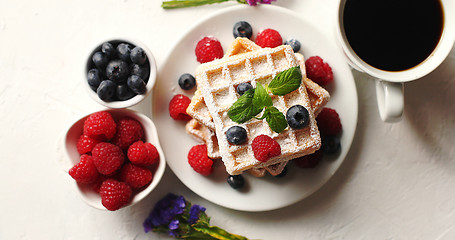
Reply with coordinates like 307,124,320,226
375,80,404,122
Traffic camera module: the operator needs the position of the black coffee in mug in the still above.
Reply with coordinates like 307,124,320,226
343,0,444,71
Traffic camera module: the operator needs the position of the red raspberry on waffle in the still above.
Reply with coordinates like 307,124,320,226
255,28,283,48
119,163,153,189
92,142,125,175
68,154,99,183
187,144,213,176
251,135,281,162
127,141,160,166
195,36,224,63
83,111,117,141
169,94,192,121
111,117,144,150
99,179,132,211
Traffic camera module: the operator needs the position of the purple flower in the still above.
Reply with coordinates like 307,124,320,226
143,193,187,233
188,204,206,224
169,219,180,230
245,0,275,6
245,0,258,6
260,0,276,3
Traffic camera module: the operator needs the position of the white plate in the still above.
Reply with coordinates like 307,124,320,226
152,5,358,212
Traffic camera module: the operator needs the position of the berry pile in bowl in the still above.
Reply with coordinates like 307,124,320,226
85,39,157,108
62,109,165,211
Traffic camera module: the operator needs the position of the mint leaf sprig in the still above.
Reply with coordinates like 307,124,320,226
227,66,302,133
267,65,302,96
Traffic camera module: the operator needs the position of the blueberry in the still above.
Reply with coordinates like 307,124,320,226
87,68,101,91
116,43,132,62
97,80,117,101
227,175,245,189
322,136,341,155
178,73,196,90
116,84,136,101
130,64,150,81
284,39,301,52
236,82,253,96
226,126,247,145
127,75,146,94
92,51,108,69
274,166,288,178
101,42,115,58
286,105,310,129
106,60,130,84
130,47,147,65
233,21,253,39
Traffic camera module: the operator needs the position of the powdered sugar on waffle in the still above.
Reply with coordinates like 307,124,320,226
196,45,321,175
187,39,329,131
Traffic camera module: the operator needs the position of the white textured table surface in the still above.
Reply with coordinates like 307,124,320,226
1,0,455,239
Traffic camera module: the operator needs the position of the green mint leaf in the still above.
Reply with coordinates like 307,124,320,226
253,83,273,109
268,66,302,96
228,89,263,123
264,106,288,133
256,111,267,120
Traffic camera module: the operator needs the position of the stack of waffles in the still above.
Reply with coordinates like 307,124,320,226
185,38,330,176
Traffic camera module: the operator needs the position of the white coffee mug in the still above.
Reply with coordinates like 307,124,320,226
335,0,455,122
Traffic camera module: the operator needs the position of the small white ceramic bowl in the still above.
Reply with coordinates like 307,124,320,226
84,38,157,109
62,108,166,210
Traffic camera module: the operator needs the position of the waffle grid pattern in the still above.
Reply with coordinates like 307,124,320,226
196,45,321,174
187,52,330,132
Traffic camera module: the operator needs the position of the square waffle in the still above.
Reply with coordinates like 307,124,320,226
195,44,321,175
187,38,330,129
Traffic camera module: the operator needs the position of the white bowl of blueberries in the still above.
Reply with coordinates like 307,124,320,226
85,39,157,108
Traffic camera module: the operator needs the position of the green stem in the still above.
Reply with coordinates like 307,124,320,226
192,222,249,240
162,0,232,9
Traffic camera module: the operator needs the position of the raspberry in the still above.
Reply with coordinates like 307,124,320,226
127,141,160,166
195,37,224,63
251,135,281,162
169,94,192,121
83,111,117,141
316,108,342,136
99,179,132,211
68,154,99,183
92,142,125,175
111,117,144,150
255,29,283,48
305,56,334,86
294,150,323,168
187,144,213,176
76,134,101,154
119,163,153,189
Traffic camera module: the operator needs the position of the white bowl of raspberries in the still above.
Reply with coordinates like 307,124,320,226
63,109,165,211
85,39,157,108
